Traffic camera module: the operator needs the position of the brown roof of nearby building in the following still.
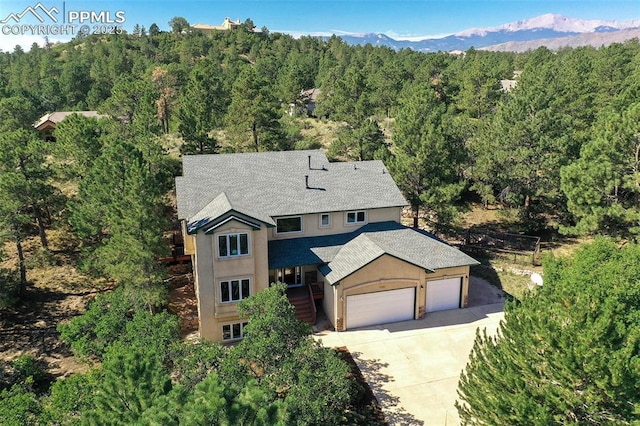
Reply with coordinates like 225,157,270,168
301,88,321,102
34,111,107,130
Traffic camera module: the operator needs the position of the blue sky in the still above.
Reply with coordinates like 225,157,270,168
1,0,639,51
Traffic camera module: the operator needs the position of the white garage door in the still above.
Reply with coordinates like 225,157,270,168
346,287,415,329
426,277,461,312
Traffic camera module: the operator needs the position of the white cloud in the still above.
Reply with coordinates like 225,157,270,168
275,30,334,39
275,28,363,38
384,30,452,41
275,29,454,41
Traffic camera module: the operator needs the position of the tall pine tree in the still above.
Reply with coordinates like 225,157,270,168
389,82,466,227
458,239,640,424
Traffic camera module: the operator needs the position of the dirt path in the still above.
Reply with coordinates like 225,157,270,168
0,231,103,381
0,286,95,381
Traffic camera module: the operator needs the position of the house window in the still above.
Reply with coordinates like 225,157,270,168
346,210,366,224
276,216,302,234
218,233,249,257
320,213,331,228
220,278,251,303
222,321,248,341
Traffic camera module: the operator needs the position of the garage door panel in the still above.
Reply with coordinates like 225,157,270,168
347,288,415,329
426,277,461,312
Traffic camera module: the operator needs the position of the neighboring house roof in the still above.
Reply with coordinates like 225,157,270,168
34,111,107,130
301,88,321,102
500,79,517,92
268,221,479,282
192,17,242,32
176,150,408,233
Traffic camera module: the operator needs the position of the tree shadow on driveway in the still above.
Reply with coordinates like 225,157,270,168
350,351,424,426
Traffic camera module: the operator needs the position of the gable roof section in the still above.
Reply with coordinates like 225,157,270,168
185,192,273,234
268,221,479,283
318,234,387,283
175,150,408,230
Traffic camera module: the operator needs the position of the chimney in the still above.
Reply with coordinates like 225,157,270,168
308,155,311,170
305,175,309,188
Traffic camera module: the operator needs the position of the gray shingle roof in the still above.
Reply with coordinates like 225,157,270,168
318,234,386,283
269,221,479,283
185,192,274,233
176,150,408,232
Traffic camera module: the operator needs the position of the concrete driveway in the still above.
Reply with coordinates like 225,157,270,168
315,278,505,425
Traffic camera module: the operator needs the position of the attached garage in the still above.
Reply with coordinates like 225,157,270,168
346,287,415,329
426,277,462,312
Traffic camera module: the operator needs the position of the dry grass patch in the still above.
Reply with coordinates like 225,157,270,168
1,227,107,379
299,118,343,150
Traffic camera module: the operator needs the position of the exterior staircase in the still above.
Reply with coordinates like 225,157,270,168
287,287,316,325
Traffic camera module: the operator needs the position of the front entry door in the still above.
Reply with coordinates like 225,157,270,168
277,266,303,287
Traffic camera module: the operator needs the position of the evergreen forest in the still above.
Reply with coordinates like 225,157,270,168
2,17,640,424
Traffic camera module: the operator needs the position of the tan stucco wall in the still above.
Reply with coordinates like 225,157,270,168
268,207,402,240
322,280,336,328
181,221,195,255
326,255,471,331
194,220,269,342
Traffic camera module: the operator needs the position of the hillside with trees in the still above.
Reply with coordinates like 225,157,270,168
2,20,639,234
1,17,640,423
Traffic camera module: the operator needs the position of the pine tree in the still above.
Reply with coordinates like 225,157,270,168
221,284,352,425
84,348,172,424
51,113,109,181
328,119,389,162
389,82,466,227
70,139,168,307
457,239,640,424
0,129,55,251
468,47,578,229
561,102,640,236
177,59,225,154
224,66,285,152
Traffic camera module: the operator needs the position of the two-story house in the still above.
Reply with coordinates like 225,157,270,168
175,150,478,342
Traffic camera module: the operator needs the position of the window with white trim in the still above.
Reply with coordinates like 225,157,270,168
218,233,249,258
220,278,251,303
222,321,248,341
276,216,302,234
320,213,331,228
346,210,366,224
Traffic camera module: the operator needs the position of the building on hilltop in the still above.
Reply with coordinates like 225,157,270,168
191,17,243,35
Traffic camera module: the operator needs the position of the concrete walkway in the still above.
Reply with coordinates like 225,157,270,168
315,286,505,425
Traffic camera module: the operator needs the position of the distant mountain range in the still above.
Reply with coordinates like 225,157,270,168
333,13,640,52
